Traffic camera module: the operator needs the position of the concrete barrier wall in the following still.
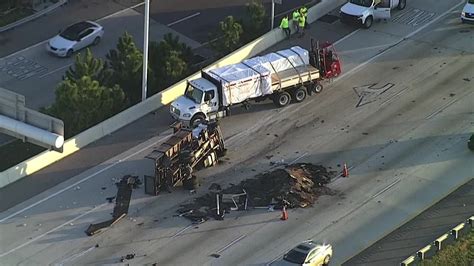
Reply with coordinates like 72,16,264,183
0,0,344,188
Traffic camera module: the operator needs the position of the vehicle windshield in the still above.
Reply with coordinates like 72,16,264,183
283,250,307,264
349,0,373,7
185,84,203,104
60,26,80,41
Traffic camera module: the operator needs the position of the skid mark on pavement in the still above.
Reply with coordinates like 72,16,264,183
0,56,47,81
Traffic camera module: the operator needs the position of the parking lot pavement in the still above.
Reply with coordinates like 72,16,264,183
344,179,474,266
0,7,200,110
0,0,141,58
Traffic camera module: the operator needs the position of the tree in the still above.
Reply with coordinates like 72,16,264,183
244,0,266,39
149,34,192,94
64,48,112,86
161,33,194,64
107,32,143,104
212,16,243,55
45,76,125,136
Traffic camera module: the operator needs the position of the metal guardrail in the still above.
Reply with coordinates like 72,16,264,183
0,0,68,33
400,215,474,266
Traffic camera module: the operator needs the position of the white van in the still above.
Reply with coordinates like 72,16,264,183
461,0,474,23
340,0,407,28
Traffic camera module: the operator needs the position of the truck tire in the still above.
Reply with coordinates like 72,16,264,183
190,114,205,127
309,81,323,94
397,0,406,10
273,91,291,107
363,16,373,29
293,87,307,103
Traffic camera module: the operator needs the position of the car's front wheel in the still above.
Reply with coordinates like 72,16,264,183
66,49,74,57
397,0,406,10
93,36,101,45
323,255,331,265
363,16,373,29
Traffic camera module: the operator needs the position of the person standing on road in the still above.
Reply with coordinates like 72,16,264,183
292,9,300,33
300,5,309,29
298,14,306,38
280,15,291,39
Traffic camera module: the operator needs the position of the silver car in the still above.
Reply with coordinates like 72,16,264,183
46,21,104,57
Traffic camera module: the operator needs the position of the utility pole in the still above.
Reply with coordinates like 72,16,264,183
141,0,150,102
271,0,275,29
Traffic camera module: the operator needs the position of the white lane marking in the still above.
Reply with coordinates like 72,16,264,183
0,1,145,61
371,178,401,199
38,63,72,78
0,133,172,223
380,86,409,107
56,245,97,265
289,152,308,164
424,96,462,120
215,234,246,254
172,224,193,238
0,203,107,258
167,12,201,27
333,28,361,46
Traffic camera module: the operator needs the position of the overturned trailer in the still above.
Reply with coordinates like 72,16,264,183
144,122,226,195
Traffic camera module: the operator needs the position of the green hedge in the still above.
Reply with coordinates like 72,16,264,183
420,229,474,266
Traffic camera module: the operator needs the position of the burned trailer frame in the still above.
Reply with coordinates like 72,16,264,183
145,122,226,195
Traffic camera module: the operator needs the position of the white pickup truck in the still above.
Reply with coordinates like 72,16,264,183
340,0,407,28
170,42,342,127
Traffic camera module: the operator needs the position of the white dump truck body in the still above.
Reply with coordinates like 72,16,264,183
170,46,321,125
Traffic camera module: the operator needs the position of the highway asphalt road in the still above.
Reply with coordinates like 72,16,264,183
345,179,474,265
1,0,473,265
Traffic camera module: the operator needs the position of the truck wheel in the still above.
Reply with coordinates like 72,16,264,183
310,81,323,94
273,92,291,107
363,16,373,29
190,114,205,127
293,87,307,103
397,0,406,10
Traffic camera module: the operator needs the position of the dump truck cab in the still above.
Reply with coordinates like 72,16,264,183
170,78,219,126
340,0,406,28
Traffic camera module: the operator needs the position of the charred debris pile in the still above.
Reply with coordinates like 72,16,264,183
177,163,337,223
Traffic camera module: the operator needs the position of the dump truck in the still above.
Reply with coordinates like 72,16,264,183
170,40,342,127
144,122,226,195
340,0,407,28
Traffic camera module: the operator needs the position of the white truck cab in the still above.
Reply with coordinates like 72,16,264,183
170,78,222,126
340,0,406,28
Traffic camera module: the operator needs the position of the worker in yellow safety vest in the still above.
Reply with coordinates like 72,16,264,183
300,5,308,29
280,15,291,39
292,9,300,33
298,13,306,37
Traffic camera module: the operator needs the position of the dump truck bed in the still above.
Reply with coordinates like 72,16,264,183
271,65,320,90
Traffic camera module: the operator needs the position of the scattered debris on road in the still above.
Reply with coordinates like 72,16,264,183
85,175,140,236
178,163,336,222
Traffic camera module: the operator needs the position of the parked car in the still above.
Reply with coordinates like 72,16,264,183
461,0,474,23
46,21,104,57
272,241,333,266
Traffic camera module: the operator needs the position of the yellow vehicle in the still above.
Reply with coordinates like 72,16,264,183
278,241,333,266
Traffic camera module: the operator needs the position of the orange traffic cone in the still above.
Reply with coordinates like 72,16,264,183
280,205,288,221
342,163,349,177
